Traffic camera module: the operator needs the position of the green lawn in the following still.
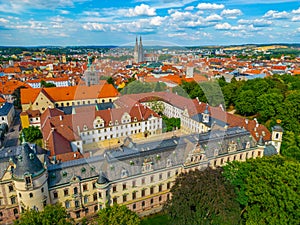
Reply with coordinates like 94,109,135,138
141,213,169,225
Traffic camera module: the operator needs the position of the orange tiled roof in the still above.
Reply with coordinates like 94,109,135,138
21,84,119,104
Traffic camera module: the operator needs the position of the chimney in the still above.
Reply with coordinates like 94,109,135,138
59,115,63,121
245,119,248,124
74,153,77,158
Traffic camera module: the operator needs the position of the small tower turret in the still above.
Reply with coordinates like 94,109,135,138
271,120,284,153
11,141,49,212
96,171,110,210
202,104,210,123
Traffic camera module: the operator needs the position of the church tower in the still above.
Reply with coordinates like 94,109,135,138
134,37,139,63
133,36,144,63
11,138,49,212
138,36,144,63
271,120,284,153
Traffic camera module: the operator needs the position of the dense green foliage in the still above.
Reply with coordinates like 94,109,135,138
14,204,73,225
97,204,141,225
20,126,43,143
141,213,169,225
164,167,240,225
176,74,300,161
41,80,56,88
162,116,180,132
223,155,300,225
121,81,166,94
158,54,173,61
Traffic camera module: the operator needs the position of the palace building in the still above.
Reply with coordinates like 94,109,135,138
0,124,282,223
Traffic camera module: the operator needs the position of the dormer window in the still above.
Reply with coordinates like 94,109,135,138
121,169,128,178
133,117,137,122
83,125,88,131
109,121,113,126
115,120,119,126
167,159,172,167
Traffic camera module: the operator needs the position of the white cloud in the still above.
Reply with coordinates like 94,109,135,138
214,22,245,30
238,19,272,27
215,22,232,30
263,10,289,19
0,0,89,13
184,6,194,11
128,4,156,17
292,7,300,14
149,16,165,26
291,15,300,21
196,3,224,10
60,10,70,15
0,18,9,23
168,32,187,37
205,14,223,22
82,11,100,17
82,22,106,31
221,9,243,19
170,11,193,20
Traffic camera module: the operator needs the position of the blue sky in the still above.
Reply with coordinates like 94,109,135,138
0,0,300,46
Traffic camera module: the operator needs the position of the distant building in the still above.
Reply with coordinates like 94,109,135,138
134,36,144,63
84,53,99,86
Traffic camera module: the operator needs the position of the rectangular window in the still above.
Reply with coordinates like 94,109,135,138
159,173,163,180
159,184,163,192
123,183,127,190
113,185,117,193
64,189,69,196
8,185,14,192
167,182,171,189
113,197,117,204
75,200,80,208
141,178,145,185
53,192,58,199
142,189,145,197
83,184,88,192
150,187,154,195
123,195,127,202
11,197,16,205
132,192,136,200
132,180,136,187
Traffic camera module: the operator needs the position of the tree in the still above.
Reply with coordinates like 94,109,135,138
162,116,180,132
235,90,256,116
41,80,56,88
256,93,283,123
154,82,165,92
97,204,141,225
164,168,240,225
223,156,300,225
20,126,43,143
106,77,114,85
14,204,73,225
121,81,152,94
150,101,165,115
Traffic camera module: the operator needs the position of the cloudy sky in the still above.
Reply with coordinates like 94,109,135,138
0,0,300,46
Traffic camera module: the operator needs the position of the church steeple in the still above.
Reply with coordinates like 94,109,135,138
134,36,144,63
138,36,144,63
134,36,139,63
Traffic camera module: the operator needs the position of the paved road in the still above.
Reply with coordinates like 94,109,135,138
3,109,21,148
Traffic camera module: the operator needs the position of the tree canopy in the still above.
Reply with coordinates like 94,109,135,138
164,167,240,225
20,126,43,143
14,204,73,225
96,204,141,225
223,155,300,225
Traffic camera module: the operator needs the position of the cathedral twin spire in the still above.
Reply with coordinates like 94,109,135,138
134,36,144,63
